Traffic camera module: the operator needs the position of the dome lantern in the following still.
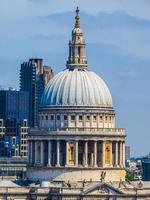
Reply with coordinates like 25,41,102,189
75,6,80,28
66,7,88,68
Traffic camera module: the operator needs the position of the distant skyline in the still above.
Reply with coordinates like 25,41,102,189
0,0,150,157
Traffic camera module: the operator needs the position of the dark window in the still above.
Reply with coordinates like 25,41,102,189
45,115,48,120
57,115,60,120
79,115,83,121
13,138,16,144
100,116,103,120
64,115,67,120
86,116,90,121
78,47,81,57
51,115,54,120
71,115,75,121
24,121,27,127
93,116,97,121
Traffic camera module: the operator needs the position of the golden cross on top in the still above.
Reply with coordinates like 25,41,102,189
76,6,79,16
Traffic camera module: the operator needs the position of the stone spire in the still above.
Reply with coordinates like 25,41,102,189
75,6,80,28
66,7,88,68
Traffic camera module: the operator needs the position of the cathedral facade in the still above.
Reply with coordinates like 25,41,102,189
27,7,126,183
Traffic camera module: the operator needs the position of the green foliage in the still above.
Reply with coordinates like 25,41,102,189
125,171,134,182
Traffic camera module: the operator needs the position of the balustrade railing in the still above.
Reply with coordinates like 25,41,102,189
30,127,125,135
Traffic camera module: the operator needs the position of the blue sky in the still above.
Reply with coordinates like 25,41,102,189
0,0,150,157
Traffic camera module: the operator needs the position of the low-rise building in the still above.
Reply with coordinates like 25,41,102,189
0,89,29,157
0,118,28,157
0,157,27,179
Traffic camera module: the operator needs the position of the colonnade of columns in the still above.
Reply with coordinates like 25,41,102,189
29,140,125,168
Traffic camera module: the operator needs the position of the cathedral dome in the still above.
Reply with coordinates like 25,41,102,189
41,68,113,107
41,7,113,108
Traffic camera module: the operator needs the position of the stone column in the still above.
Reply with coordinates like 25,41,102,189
84,141,88,167
102,141,105,167
119,141,123,167
75,141,78,166
56,140,60,167
122,142,125,167
94,141,97,167
48,140,51,166
115,141,119,167
66,141,69,166
110,142,113,167
40,141,44,166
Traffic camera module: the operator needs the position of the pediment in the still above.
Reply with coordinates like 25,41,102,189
83,183,123,195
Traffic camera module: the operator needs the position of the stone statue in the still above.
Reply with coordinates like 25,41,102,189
100,171,106,183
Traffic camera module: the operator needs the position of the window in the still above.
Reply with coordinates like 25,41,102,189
57,115,60,120
41,116,44,120
45,115,48,120
79,115,83,121
86,115,90,121
13,138,16,144
105,116,108,120
93,116,97,121
64,115,67,120
109,116,111,121
51,115,54,120
71,115,75,121
24,121,27,127
100,116,103,120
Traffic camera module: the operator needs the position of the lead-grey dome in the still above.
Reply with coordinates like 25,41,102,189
41,68,113,107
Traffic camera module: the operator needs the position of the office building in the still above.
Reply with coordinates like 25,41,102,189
20,58,53,127
0,89,29,120
0,90,29,157
142,155,150,181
